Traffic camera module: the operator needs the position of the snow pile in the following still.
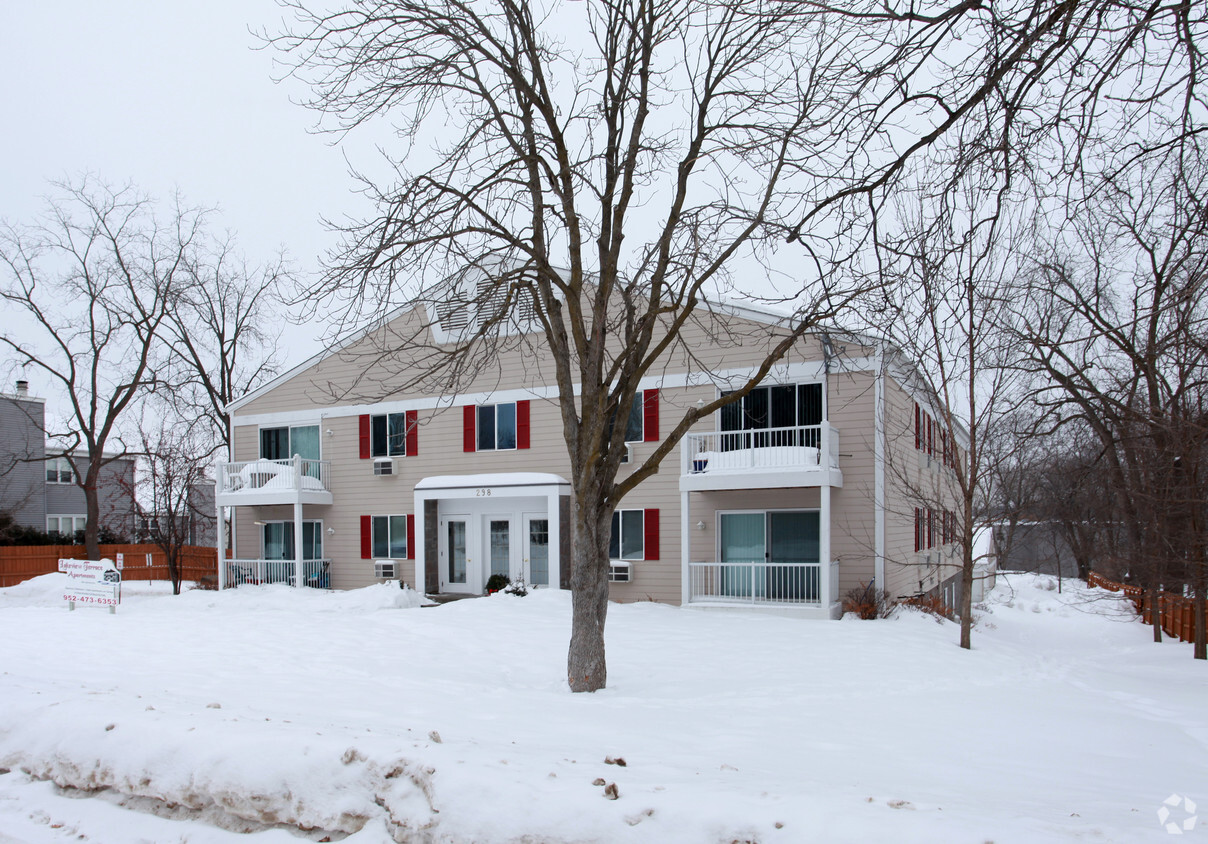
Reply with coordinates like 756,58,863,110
0,573,1204,842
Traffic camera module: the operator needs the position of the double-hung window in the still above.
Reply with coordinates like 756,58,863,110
359,410,418,459
608,508,660,561
360,514,415,560
463,401,530,451
45,456,73,484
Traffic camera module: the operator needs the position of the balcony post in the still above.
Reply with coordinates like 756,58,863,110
680,490,691,606
216,483,226,590
293,456,304,588
820,484,832,610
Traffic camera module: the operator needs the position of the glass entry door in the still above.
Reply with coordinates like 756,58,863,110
524,515,549,586
719,511,819,600
442,517,470,592
488,519,512,580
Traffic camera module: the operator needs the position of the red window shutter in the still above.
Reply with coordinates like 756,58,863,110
914,508,920,552
644,508,660,560
359,415,371,459
914,404,920,450
360,515,372,559
405,410,418,456
406,514,416,560
463,405,476,452
643,389,659,442
516,400,530,449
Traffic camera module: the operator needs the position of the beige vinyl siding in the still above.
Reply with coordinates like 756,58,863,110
227,294,917,607
825,370,877,596
880,375,965,600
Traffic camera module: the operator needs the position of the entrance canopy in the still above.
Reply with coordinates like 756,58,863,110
415,473,570,493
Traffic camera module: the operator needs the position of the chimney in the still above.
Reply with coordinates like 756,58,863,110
15,380,28,397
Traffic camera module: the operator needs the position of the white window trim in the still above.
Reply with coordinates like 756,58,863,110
256,423,323,461
718,381,827,430
477,402,518,452
715,508,821,561
371,514,409,560
47,515,86,534
370,412,410,458
45,456,73,484
609,508,646,562
260,519,325,560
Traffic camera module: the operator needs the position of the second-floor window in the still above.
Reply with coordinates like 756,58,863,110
720,383,822,447
359,410,418,459
463,400,530,451
260,425,320,461
45,456,73,484
372,413,408,457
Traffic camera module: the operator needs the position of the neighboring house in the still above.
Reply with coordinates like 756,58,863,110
0,380,137,538
217,290,967,618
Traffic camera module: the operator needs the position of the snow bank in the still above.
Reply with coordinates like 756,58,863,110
0,573,1203,842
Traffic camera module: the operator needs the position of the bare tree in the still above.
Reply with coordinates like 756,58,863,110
270,0,1189,690
165,236,289,456
1018,143,1208,658
0,178,201,560
125,422,216,595
874,146,1035,647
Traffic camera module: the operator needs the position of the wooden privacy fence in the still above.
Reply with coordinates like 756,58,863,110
0,544,218,588
1087,571,1198,643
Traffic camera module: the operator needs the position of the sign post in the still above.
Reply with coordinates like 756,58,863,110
58,558,121,614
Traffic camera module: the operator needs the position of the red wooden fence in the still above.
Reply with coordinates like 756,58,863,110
0,544,218,588
1087,570,1199,643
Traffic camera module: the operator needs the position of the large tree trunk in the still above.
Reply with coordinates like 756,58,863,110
83,467,101,561
567,481,613,692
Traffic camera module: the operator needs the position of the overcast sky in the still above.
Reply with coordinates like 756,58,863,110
1,1,376,380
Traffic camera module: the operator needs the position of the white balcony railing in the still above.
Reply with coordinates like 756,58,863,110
217,456,330,497
689,562,823,605
683,425,839,476
225,558,331,589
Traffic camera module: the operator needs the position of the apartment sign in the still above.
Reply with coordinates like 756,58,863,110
58,558,121,610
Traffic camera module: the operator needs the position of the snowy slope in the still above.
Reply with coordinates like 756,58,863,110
0,574,1203,843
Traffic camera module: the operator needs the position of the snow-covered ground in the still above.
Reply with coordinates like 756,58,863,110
0,573,1203,843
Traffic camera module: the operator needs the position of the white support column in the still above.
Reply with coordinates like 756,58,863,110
820,484,832,614
216,494,227,590
680,490,691,606
414,491,426,594
293,458,304,589
547,491,561,591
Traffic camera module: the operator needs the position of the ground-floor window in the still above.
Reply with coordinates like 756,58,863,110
262,520,324,561
47,515,86,535
372,515,408,559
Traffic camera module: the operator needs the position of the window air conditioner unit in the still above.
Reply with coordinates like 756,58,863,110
609,561,632,583
620,444,632,464
373,457,395,476
374,561,397,579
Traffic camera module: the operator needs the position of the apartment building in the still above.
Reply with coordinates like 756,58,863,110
217,294,966,617
0,380,136,537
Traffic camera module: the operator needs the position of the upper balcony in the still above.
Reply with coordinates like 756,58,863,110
215,456,333,507
679,424,843,492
